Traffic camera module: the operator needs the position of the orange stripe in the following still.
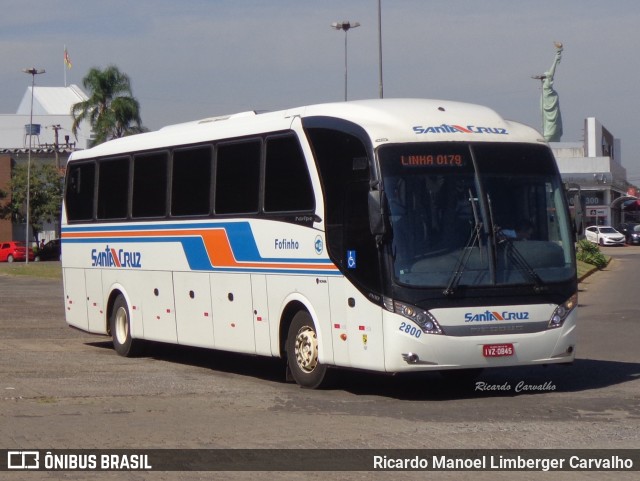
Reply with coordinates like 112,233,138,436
63,229,337,271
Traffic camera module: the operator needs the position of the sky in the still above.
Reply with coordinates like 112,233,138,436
2,0,640,181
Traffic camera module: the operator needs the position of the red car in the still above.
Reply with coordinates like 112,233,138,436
0,241,35,262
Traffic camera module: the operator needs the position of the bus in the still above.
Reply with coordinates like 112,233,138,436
61,98,577,388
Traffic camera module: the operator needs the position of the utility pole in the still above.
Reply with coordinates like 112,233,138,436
51,124,62,169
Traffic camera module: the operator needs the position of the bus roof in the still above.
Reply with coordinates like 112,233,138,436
69,98,545,160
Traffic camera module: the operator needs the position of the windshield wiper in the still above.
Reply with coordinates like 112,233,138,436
494,228,547,293
484,193,546,293
443,189,483,296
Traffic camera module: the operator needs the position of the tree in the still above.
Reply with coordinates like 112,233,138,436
0,162,64,242
71,65,144,145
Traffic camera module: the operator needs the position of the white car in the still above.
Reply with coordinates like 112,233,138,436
584,226,625,246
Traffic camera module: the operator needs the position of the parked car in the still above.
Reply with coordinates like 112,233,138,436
617,223,640,245
0,241,35,262
584,226,625,246
35,239,61,261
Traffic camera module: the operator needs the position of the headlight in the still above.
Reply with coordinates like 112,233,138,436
548,293,578,329
393,300,443,334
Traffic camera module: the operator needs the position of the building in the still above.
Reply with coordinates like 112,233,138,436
0,84,91,245
1,84,92,151
552,117,635,233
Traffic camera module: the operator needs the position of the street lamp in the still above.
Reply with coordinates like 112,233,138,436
377,0,383,98
21,67,46,264
331,20,360,101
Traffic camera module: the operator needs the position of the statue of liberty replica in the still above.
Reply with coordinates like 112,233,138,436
535,42,564,142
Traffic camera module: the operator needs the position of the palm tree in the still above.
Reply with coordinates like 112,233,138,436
71,65,144,145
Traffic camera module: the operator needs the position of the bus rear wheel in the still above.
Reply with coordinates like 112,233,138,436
109,294,139,357
286,311,328,389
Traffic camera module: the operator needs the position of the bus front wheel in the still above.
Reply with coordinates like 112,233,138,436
109,294,139,357
286,311,327,389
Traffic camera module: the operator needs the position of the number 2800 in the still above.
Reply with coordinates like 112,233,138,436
399,322,422,338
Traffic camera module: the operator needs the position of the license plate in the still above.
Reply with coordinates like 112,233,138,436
483,343,514,357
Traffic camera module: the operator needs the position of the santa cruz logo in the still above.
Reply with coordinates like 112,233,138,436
91,245,142,268
464,310,530,322
412,124,509,135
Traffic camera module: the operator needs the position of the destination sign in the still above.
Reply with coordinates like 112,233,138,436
400,154,466,167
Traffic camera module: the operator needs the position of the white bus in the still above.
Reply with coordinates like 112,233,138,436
62,98,577,388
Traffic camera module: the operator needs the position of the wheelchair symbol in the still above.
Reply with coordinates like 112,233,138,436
347,250,356,269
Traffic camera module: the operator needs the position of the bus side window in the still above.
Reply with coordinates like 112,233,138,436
132,152,168,218
65,162,95,221
172,146,212,216
215,140,261,215
264,135,314,213
97,157,129,220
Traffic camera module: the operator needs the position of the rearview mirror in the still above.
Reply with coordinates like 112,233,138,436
368,190,385,236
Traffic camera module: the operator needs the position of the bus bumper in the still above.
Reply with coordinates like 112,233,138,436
383,310,577,373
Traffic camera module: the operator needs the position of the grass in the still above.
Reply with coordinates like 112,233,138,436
0,261,62,279
577,256,612,282
576,259,593,281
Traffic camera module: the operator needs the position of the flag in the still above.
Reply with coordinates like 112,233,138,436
64,47,72,69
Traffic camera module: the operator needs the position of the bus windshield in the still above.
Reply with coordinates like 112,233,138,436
378,142,575,290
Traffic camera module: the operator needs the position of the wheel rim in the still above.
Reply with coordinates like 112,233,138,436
294,326,319,373
114,306,129,344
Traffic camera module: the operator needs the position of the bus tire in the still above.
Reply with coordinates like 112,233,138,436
286,311,327,389
109,294,139,357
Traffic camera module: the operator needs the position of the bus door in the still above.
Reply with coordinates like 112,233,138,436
329,178,384,372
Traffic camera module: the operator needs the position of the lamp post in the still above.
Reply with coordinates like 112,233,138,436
331,20,360,101
21,67,46,264
377,0,383,98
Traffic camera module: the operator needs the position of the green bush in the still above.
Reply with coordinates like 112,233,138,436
576,239,608,269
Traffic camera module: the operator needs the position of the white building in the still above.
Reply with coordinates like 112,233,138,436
0,85,92,244
0,84,92,152
552,117,634,232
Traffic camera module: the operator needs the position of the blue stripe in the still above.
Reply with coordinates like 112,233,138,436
62,221,332,265
64,235,338,276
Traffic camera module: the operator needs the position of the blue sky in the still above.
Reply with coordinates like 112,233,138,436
3,0,640,180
